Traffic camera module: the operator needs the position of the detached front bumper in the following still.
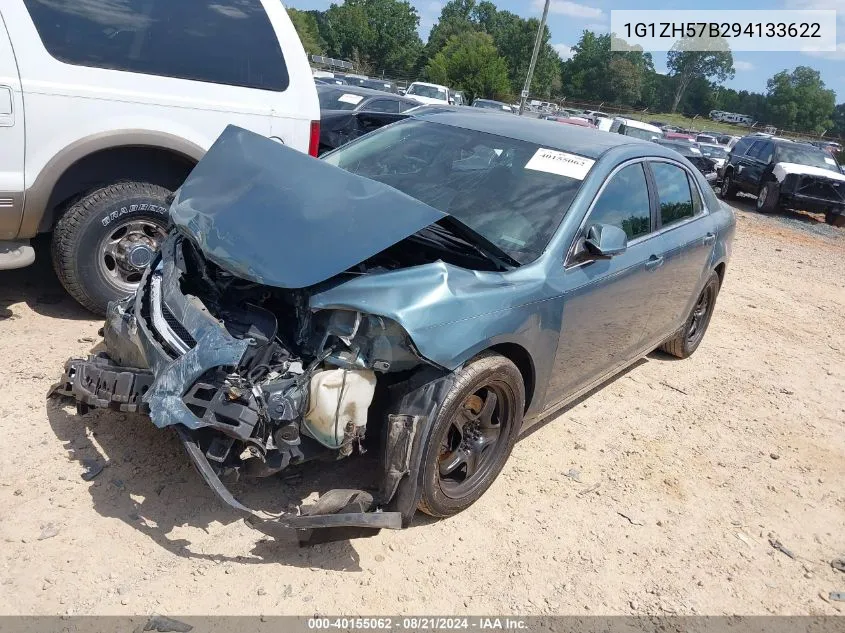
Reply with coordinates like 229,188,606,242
51,352,405,535
779,173,845,216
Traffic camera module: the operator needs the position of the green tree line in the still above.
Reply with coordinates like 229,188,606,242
289,0,843,136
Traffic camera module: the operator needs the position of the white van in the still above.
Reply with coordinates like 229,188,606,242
0,0,318,313
405,82,451,105
609,117,663,141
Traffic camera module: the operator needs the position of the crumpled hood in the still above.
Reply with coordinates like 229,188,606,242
170,125,445,288
772,162,845,183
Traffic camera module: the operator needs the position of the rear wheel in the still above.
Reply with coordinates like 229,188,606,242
417,353,524,518
757,181,780,213
720,172,737,200
52,182,170,315
660,271,721,359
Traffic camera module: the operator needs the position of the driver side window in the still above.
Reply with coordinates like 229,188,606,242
588,163,652,240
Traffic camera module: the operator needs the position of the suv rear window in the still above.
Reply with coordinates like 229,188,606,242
23,0,288,91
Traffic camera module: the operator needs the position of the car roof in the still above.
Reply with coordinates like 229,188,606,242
409,109,654,159
409,81,448,89
317,84,411,101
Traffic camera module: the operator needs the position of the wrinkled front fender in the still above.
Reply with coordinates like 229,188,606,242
310,261,560,415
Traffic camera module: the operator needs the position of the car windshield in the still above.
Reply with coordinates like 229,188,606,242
318,89,364,111
775,145,840,171
624,126,658,141
323,119,587,263
407,84,447,100
700,145,727,159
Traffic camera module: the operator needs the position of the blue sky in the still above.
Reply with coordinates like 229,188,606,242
289,0,845,101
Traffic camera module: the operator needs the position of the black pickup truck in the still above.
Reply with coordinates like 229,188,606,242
720,136,845,227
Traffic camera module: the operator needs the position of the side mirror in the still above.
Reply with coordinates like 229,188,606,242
584,224,628,258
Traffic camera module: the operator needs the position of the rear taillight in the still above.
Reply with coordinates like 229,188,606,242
309,120,320,157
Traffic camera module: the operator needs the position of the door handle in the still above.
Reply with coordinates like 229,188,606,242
703,232,716,245
0,86,13,127
645,255,664,271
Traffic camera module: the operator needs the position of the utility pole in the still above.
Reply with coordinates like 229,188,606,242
519,0,550,116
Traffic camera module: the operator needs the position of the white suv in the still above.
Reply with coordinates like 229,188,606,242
0,0,318,314
405,82,451,106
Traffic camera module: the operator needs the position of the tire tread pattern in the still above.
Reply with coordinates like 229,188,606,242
51,181,170,314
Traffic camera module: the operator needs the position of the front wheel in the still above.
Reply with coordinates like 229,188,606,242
52,182,171,315
720,172,737,200
417,352,525,518
757,181,780,213
660,271,721,359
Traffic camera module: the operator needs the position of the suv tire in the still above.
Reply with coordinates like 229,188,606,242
825,209,845,227
756,181,780,214
52,181,171,315
720,172,737,200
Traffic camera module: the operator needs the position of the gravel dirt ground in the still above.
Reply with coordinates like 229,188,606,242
0,199,843,616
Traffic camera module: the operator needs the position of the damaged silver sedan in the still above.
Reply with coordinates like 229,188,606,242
52,111,735,538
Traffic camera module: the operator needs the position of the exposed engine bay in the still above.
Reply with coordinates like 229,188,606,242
153,234,438,479
50,224,477,539
49,124,529,541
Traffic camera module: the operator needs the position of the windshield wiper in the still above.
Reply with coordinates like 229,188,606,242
430,217,522,270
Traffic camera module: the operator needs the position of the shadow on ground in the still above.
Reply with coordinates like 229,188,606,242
46,399,379,570
0,235,93,321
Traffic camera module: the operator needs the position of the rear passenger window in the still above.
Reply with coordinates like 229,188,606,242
745,141,772,161
651,162,695,227
589,163,652,240
23,0,288,91
367,99,401,113
733,138,753,157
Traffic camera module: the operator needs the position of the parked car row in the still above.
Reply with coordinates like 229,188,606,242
719,135,845,226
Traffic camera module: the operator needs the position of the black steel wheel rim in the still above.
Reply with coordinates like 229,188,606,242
687,284,714,345
437,384,512,500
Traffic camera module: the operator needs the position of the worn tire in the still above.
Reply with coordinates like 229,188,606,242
825,209,845,227
720,172,737,200
660,271,721,359
417,352,525,518
51,182,171,315
756,181,780,213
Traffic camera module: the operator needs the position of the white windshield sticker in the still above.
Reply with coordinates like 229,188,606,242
524,148,595,180
825,156,836,165
338,93,364,105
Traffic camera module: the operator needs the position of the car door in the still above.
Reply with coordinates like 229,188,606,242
640,160,717,348
0,11,24,239
735,141,766,192
742,140,772,193
544,161,666,403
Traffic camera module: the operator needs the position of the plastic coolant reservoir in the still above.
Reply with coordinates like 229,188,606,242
303,368,377,449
